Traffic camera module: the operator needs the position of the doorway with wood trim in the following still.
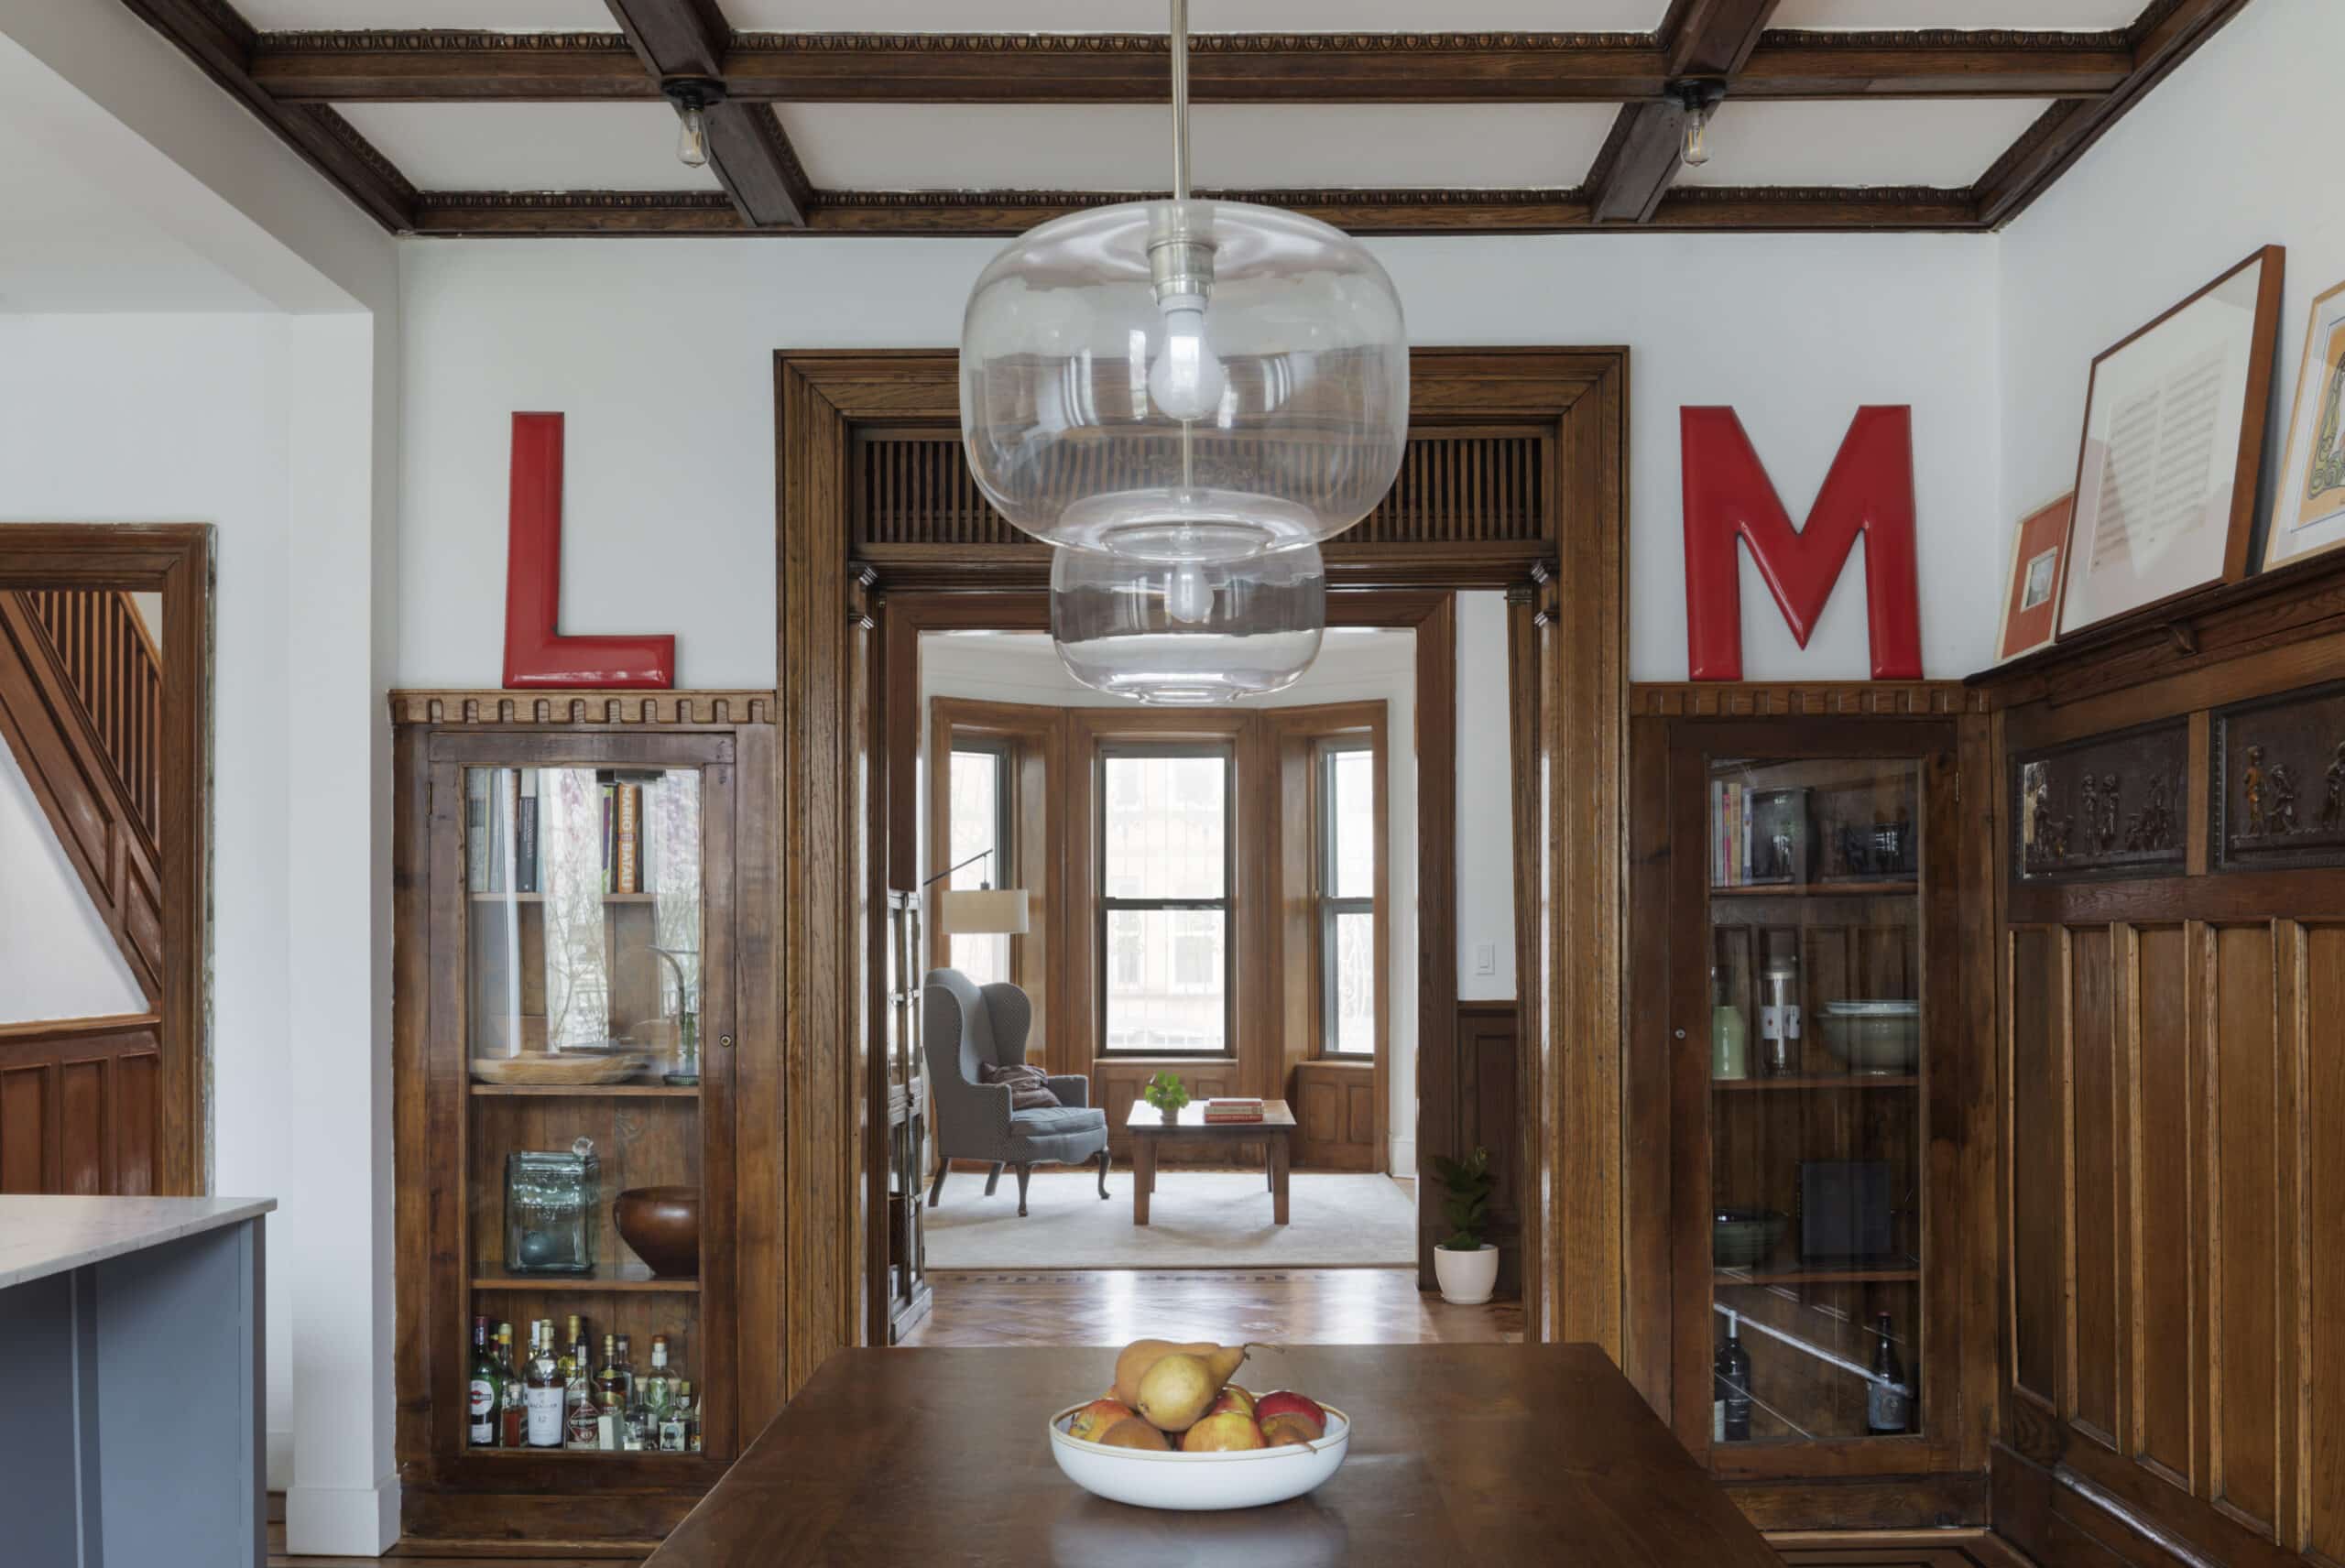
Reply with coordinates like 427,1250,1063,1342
775,349,1625,1385
0,525,211,1196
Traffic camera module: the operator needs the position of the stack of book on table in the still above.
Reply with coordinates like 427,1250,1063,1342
1203,1097,1264,1124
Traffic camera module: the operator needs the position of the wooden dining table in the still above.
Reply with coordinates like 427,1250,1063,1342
645,1343,1780,1566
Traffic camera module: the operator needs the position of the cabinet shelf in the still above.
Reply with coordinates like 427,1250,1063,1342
470,1268,699,1293
1717,1261,1920,1286
1708,881,1917,898
469,1083,699,1098
1713,1075,1917,1092
467,1446,706,1461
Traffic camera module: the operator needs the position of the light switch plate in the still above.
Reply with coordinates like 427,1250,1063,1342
1473,942,1496,975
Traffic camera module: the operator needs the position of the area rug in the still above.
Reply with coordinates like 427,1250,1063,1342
925,1170,1417,1269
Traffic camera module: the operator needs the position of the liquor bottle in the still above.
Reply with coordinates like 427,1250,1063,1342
525,1321,565,1448
1716,1313,1752,1442
616,1333,637,1404
1867,1312,1911,1435
559,1314,584,1383
468,1316,498,1447
639,1334,677,1428
496,1322,526,1448
563,1337,598,1450
594,1333,626,1451
660,1380,695,1454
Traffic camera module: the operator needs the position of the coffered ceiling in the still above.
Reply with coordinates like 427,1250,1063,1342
117,0,2252,237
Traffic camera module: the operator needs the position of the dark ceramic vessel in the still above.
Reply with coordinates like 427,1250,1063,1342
614,1185,700,1278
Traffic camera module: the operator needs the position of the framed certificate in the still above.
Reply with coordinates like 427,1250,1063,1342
2260,277,2345,573
2057,245,2285,638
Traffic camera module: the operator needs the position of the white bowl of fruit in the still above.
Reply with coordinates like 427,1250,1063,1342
1047,1340,1350,1511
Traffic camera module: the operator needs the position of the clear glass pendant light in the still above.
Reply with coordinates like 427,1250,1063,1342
958,0,1408,565
1051,542,1325,705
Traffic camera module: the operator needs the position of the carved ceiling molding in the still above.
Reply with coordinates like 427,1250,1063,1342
254,29,633,51
302,104,420,202
1755,27,2134,49
728,30,1660,53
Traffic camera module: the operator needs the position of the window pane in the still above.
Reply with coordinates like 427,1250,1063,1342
947,748,1009,987
1104,909,1226,1053
1328,909,1375,1054
1102,753,1226,898
1327,748,1375,898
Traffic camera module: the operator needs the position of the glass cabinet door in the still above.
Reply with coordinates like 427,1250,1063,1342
1704,755,1925,1449
457,758,725,1463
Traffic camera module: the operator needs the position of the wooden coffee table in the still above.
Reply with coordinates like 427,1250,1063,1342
645,1345,1783,1566
1126,1098,1297,1226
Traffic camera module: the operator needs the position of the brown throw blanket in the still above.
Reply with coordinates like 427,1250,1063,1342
979,1062,1062,1111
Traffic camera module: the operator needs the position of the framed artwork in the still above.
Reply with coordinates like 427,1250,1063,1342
1993,492,2072,662
2057,245,2285,638
2258,278,2345,573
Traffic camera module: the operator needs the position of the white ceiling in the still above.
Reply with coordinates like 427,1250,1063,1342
1678,97,2053,189
336,102,722,191
232,0,2146,34
0,109,272,310
780,103,1617,191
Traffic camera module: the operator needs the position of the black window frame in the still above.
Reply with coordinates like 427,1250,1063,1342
945,737,1015,890
1095,740,1236,1058
1316,740,1377,1059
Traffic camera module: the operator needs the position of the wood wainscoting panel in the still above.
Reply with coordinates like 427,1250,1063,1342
1096,1061,1250,1166
0,1015,161,1195
2067,923,2121,1452
2206,921,2282,1540
1292,1059,1376,1171
2130,924,2195,1494
1453,1000,1522,1296
2010,924,2067,1410
2307,921,2345,1565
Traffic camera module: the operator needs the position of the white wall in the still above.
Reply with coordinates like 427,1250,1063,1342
1454,592,1515,1001
398,230,2003,688
1999,0,2345,548
918,630,1423,1172
0,740,147,1021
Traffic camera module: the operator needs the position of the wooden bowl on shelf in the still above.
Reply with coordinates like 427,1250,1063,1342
471,1050,651,1087
615,1185,700,1278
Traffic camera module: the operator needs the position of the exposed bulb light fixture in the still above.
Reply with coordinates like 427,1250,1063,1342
662,77,725,170
1677,80,1725,169
1051,542,1326,705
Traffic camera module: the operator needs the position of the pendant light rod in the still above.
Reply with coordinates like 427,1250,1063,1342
1169,0,1191,201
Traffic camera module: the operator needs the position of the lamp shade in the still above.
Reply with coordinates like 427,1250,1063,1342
938,887,1031,936
960,199,1408,563
1052,540,1325,705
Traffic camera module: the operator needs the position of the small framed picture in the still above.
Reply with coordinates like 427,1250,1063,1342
2259,277,2345,573
2058,246,2285,637
1995,493,2073,662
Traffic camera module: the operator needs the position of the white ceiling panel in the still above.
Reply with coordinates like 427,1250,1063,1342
1676,98,2051,189
336,103,722,191
1771,0,2141,27
728,1,1669,32
240,0,614,27
781,103,1614,190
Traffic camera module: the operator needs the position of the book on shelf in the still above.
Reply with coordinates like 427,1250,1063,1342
516,770,540,894
465,768,541,895
616,782,641,894
467,770,491,892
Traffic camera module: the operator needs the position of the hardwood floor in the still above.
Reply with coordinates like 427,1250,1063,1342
900,1265,1525,1346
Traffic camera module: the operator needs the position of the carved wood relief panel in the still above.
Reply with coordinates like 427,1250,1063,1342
2009,722,2187,881
2211,679,2345,871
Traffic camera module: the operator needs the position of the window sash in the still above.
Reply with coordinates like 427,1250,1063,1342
1314,741,1377,1059
1097,742,1234,1056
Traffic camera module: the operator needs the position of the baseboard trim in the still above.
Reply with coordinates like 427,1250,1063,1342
285,1473,400,1556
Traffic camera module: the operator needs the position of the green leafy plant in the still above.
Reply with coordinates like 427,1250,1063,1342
1141,1072,1191,1116
1429,1146,1495,1251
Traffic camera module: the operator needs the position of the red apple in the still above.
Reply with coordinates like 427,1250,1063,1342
1205,1385,1257,1419
1066,1398,1136,1443
1260,1412,1320,1447
1180,1411,1268,1452
1253,1390,1326,1437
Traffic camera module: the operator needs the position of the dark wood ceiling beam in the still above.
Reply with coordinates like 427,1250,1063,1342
1591,0,1778,224
248,30,2132,104
115,0,417,232
601,0,810,228
1970,0,2251,228
410,185,1982,239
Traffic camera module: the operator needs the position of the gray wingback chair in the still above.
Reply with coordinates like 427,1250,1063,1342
922,968,1110,1215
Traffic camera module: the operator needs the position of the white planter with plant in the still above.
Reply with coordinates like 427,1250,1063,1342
1142,1072,1190,1125
1428,1146,1500,1305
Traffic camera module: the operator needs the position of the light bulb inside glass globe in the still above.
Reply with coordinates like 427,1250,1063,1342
676,104,709,169
1146,303,1227,423
1681,106,1710,168
1052,542,1325,705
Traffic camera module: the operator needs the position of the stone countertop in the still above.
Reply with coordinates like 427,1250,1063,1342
0,1195,277,1290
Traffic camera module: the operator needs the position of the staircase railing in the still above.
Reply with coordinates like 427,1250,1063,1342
16,589,160,854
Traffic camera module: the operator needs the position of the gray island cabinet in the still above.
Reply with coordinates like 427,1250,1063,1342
0,1195,275,1567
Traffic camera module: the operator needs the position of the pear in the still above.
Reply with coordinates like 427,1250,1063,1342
1110,1337,1217,1407
1134,1345,1249,1432
1096,1417,1172,1451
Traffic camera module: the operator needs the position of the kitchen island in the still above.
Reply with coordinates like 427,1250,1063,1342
0,1194,275,1568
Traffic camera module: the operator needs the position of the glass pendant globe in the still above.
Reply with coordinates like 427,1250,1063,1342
962,199,1408,563
1051,541,1326,705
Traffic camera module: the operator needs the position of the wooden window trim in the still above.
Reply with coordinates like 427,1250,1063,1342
1094,737,1238,1059
1313,734,1382,1062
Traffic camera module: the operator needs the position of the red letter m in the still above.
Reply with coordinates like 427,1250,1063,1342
1680,406,1922,681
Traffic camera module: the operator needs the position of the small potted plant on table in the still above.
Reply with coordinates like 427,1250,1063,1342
1429,1146,1499,1304
1142,1072,1190,1125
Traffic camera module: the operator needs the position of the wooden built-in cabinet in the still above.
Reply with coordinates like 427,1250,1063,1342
1627,690,1999,1532
390,691,777,1552
1976,552,2345,1568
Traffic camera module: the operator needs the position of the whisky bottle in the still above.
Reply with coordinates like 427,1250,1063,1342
1716,1313,1752,1442
1866,1312,1911,1435
525,1321,565,1448
564,1336,598,1450
558,1314,584,1383
468,1316,498,1447
496,1322,526,1448
594,1333,626,1451
615,1333,638,1406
